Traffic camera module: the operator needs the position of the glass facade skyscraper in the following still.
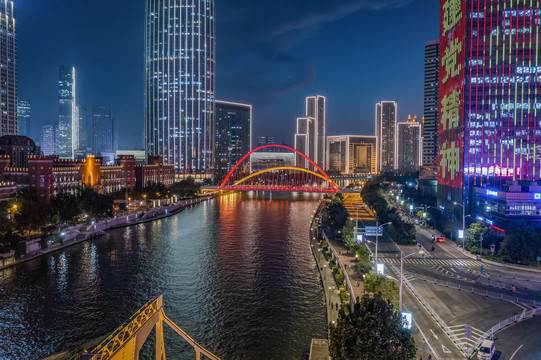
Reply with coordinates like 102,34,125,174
92,104,114,155
375,101,397,173
215,100,252,181
17,99,30,137
397,116,422,173
0,1,16,136
439,0,541,228
57,66,77,159
145,0,216,173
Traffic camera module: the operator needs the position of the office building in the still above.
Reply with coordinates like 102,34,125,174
215,100,252,180
0,1,16,136
257,136,275,147
421,40,440,178
57,66,77,159
41,124,55,156
327,135,377,174
294,95,326,168
397,116,421,173
144,0,216,173
375,101,397,173
77,106,88,151
438,0,541,230
17,99,30,137
0,135,40,168
92,104,114,155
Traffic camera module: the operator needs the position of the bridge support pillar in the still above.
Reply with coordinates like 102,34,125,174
156,316,166,360
196,350,201,360
269,191,272,201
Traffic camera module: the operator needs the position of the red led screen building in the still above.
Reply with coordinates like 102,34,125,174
439,1,541,227
438,0,467,208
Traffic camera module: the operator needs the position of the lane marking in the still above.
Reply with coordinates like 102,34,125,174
442,345,452,354
414,322,440,360
510,344,524,360
450,267,457,273
430,328,439,340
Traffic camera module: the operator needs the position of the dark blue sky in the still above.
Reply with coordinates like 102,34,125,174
16,0,439,149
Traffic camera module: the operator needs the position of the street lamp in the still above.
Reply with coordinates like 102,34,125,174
399,250,423,312
454,201,466,252
374,221,392,264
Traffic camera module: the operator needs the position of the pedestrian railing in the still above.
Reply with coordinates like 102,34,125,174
389,264,470,355
401,268,541,308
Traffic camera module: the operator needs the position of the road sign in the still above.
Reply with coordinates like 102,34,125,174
464,324,472,339
401,312,412,330
376,263,385,275
458,229,464,239
480,265,483,274
537,256,541,261
490,244,495,254
365,226,383,236
356,234,364,243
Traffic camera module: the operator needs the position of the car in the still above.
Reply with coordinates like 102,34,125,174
437,237,445,243
478,340,495,360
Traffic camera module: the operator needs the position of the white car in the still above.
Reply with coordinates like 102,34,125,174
478,340,495,360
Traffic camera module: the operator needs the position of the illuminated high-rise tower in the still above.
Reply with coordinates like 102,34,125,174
144,0,216,173
439,0,541,229
375,101,397,173
422,40,440,176
294,95,326,168
57,66,77,158
0,1,16,136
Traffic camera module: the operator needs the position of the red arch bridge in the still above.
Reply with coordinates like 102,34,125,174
218,145,340,193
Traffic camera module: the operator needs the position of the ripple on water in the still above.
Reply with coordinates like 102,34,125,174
0,193,327,360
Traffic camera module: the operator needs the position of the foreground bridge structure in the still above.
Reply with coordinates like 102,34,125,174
219,145,339,193
81,295,219,360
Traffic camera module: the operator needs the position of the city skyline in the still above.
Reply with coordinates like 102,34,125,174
15,0,439,148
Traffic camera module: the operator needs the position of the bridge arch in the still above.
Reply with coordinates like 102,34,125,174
219,145,339,192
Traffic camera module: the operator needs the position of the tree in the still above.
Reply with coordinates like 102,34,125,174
329,293,416,360
364,273,400,309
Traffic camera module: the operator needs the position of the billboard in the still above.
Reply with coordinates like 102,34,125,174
438,0,465,191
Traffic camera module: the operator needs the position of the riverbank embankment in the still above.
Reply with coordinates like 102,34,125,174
0,196,213,272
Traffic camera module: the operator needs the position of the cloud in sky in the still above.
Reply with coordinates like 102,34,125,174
217,0,415,107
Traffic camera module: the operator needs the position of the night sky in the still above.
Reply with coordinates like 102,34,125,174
16,0,439,149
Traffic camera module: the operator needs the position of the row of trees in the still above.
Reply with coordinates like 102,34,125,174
322,195,416,359
361,178,416,245
0,189,114,254
463,221,541,265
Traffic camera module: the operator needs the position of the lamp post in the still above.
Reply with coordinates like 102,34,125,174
400,250,422,312
454,201,466,252
374,221,392,264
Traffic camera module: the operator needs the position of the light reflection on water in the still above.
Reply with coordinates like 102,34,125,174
0,192,327,359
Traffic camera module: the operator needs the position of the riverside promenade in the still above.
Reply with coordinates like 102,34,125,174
0,196,213,272
308,201,339,360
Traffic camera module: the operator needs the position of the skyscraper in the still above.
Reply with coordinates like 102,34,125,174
422,40,440,176
215,100,252,180
78,106,88,151
397,116,421,173
57,66,77,159
0,1,16,136
375,101,397,173
294,95,326,168
438,0,541,229
92,104,114,155
145,0,216,173
17,99,30,137
41,124,55,156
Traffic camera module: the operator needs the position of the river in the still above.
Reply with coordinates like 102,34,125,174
0,192,327,359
